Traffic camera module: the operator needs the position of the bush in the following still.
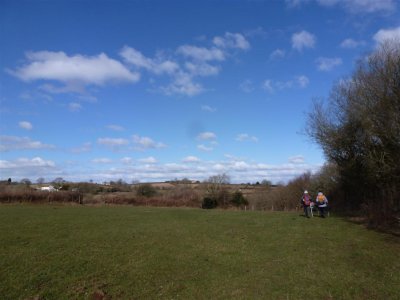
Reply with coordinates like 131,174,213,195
202,197,218,209
136,184,157,197
231,191,248,207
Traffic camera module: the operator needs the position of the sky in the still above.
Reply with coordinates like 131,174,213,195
1,0,399,184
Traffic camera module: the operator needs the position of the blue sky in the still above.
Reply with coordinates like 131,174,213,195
1,0,399,184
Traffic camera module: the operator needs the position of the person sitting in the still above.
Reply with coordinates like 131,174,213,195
316,192,328,218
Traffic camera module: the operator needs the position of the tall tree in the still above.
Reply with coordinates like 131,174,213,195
307,40,400,227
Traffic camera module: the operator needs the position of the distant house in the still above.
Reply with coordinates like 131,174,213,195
40,185,58,192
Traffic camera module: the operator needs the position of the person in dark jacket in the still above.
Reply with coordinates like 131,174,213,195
301,190,312,218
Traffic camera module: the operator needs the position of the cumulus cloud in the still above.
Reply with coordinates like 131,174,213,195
0,135,55,152
292,30,316,51
288,155,305,164
160,71,205,97
19,121,33,130
262,80,274,93
184,62,220,76
139,156,158,164
106,124,125,131
0,157,58,179
0,157,55,168
262,75,309,93
316,57,343,71
97,137,129,149
213,32,250,50
182,156,200,163
120,32,249,97
340,38,365,48
132,135,166,150
269,49,286,60
201,105,217,113
121,157,134,164
92,158,113,164
70,142,92,154
235,133,259,142
197,144,214,152
177,45,225,61
10,51,139,93
287,0,396,14
239,79,255,93
296,75,310,88
197,132,217,140
120,46,179,74
325,0,396,14
68,102,82,112
373,27,400,45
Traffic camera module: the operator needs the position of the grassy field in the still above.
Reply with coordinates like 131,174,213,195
0,205,399,299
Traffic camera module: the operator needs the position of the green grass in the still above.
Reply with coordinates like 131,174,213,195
0,205,399,299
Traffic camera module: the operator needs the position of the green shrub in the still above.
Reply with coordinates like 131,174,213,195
231,191,248,207
202,197,218,209
136,184,157,197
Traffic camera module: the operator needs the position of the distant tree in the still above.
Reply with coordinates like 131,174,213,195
36,177,45,184
261,179,272,186
52,177,65,189
116,178,126,185
203,173,231,207
7,178,11,184
20,178,31,186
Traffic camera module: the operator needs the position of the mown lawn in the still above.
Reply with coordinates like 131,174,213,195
0,205,399,299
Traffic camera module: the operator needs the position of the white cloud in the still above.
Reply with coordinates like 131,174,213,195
184,62,220,76
292,30,316,51
68,102,82,112
107,124,125,131
296,75,310,88
269,49,286,60
177,45,225,61
213,32,250,50
71,142,92,154
333,0,396,14
197,132,217,140
373,27,400,45
0,157,55,169
92,158,113,164
201,105,217,113
316,57,343,71
197,144,214,152
132,135,166,150
263,75,309,93
160,71,204,97
182,156,200,163
287,0,396,13
262,80,274,93
139,156,157,164
121,157,134,164
120,46,179,74
0,135,54,152
235,133,259,142
286,0,311,8
239,79,255,93
2,155,321,184
97,138,129,148
19,121,33,130
11,51,139,93
288,155,305,164
340,38,365,48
